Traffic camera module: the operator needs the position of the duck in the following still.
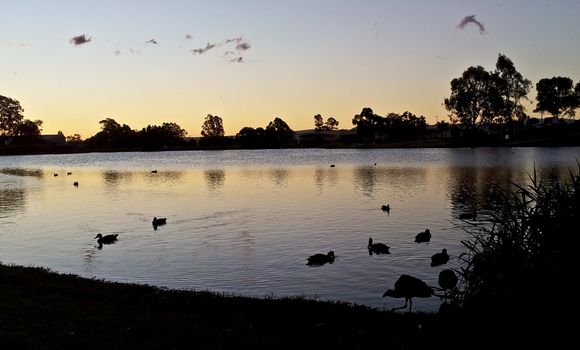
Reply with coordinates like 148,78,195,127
151,170,158,173
73,181,79,187
95,233,118,245
306,251,335,266
383,274,434,312
381,204,390,213
431,249,450,267
67,172,72,176
459,209,477,220
414,229,431,243
438,269,458,301
152,217,167,227
368,237,390,255
330,164,335,168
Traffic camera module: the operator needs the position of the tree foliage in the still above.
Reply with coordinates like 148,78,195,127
444,66,502,129
495,54,532,123
0,95,25,135
14,119,43,136
201,114,225,137
534,76,580,119
352,108,426,140
314,114,339,131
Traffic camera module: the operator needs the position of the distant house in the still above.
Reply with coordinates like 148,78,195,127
0,133,66,146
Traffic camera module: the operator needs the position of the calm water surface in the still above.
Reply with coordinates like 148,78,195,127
0,148,578,311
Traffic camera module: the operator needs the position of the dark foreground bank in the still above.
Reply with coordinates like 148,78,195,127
0,264,569,349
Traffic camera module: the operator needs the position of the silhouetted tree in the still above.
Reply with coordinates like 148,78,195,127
352,107,383,140
0,95,25,135
444,66,502,129
14,119,42,136
66,134,83,143
265,117,294,145
85,118,138,149
534,77,580,119
495,54,532,123
314,114,340,131
139,122,187,149
201,114,225,137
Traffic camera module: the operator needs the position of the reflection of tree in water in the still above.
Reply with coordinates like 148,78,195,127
102,171,134,186
204,169,225,192
314,167,338,192
0,168,44,178
268,168,289,187
145,171,184,185
353,166,427,197
446,166,568,217
0,188,26,218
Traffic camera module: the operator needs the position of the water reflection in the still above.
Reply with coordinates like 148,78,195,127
102,170,134,186
352,166,376,197
352,166,427,197
268,168,289,187
314,167,338,193
0,188,26,219
204,169,225,193
0,168,44,178
144,170,184,185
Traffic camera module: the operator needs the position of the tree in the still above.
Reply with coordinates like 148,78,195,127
352,107,383,139
66,134,83,143
314,114,340,131
0,95,25,135
265,117,294,145
534,77,580,119
14,119,43,136
314,114,324,131
86,118,138,148
495,54,531,123
201,114,225,137
444,66,502,129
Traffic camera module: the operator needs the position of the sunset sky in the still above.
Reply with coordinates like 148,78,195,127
2,0,580,138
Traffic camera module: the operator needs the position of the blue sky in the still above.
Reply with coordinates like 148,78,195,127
2,0,579,137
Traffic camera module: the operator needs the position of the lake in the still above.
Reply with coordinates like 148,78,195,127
0,147,578,311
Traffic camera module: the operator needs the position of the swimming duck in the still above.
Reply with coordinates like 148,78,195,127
414,229,431,243
73,181,79,187
438,269,458,301
381,204,390,213
152,217,167,227
368,238,390,255
307,251,335,266
383,274,434,312
431,249,450,267
95,233,118,245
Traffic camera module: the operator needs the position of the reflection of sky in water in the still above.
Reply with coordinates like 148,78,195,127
0,148,578,311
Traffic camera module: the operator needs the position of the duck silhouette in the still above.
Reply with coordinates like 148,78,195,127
381,204,390,214
383,274,434,312
73,181,79,187
306,251,335,266
368,238,390,255
95,234,118,249
438,269,458,301
431,249,450,267
152,217,167,228
414,229,431,243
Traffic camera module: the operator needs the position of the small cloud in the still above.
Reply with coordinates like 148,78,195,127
191,42,218,54
185,34,193,39
236,42,251,51
114,49,121,56
225,37,242,44
228,56,244,63
457,15,486,34
146,38,159,45
70,34,92,46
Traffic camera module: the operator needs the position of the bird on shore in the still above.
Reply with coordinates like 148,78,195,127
459,209,477,220
431,249,450,267
414,229,431,243
368,238,390,255
381,204,390,214
152,217,167,228
383,274,434,312
95,233,118,245
438,269,458,301
307,251,335,266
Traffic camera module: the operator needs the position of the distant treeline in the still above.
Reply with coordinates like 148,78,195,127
2,53,580,153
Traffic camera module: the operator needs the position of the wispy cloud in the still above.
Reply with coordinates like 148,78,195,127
457,15,486,34
70,34,92,46
236,42,251,51
191,42,218,54
114,49,121,56
228,56,244,63
185,34,193,40
145,38,159,45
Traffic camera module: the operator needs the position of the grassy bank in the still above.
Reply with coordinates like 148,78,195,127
1,264,465,349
